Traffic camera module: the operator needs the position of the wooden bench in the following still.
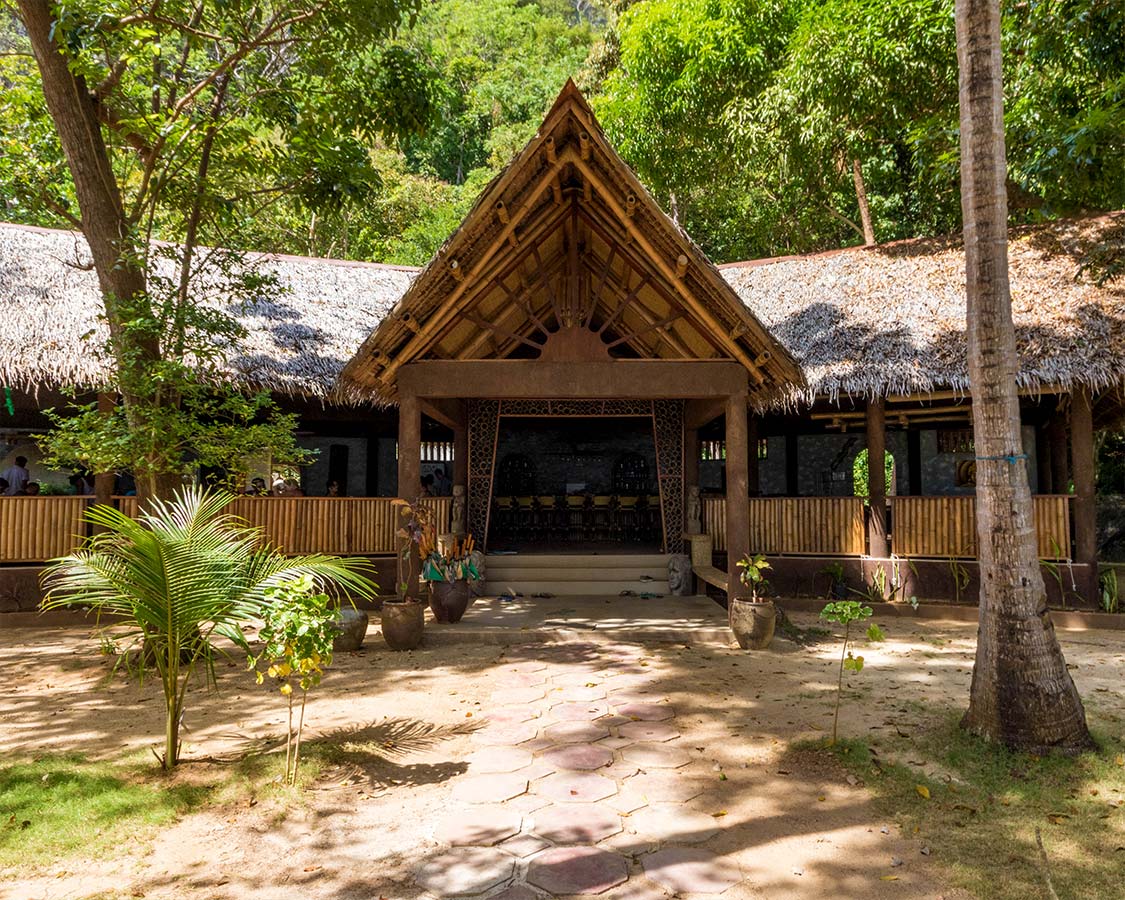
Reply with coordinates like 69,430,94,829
684,533,728,593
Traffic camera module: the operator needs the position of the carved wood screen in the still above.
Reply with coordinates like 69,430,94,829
466,398,684,552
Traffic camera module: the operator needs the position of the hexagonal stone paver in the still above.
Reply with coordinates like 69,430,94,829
622,742,692,769
608,688,666,704
627,772,705,803
491,686,546,705
553,684,606,702
535,770,618,802
642,847,742,894
629,804,721,843
615,702,675,721
550,671,604,687
415,846,517,896
487,704,540,724
434,806,522,846
618,721,680,742
472,722,540,746
496,670,547,687
550,701,610,721
542,720,610,743
527,846,628,895
451,773,528,804
488,885,539,900
466,747,534,774
499,832,552,858
541,742,613,771
530,803,622,843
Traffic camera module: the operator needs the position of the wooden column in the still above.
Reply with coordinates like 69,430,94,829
1071,388,1098,602
906,428,923,496
397,394,421,498
866,398,889,558
747,416,760,497
93,392,115,510
683,426,699,488
453,423,468,487
1034,422,1052,495
1048,410,1069,494
725,392,750,606
397,393,422,598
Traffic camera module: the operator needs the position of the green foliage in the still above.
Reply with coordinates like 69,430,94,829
819,561,848,598
736,553,772,600
852,448,895,503
40,488,376,768
1099,568,1119,614
820,600,881,744
249,575,340,784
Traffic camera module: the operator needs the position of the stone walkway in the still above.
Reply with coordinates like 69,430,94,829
415,642,743,898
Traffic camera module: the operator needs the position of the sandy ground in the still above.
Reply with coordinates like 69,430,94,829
1,608,1123,900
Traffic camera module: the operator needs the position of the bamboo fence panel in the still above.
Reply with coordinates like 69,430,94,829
703,496,865,556
891,495,1071,559
0,496,89,562
0,496,452,562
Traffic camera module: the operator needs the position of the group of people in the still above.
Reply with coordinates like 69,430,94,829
242,476,308,497
0,457,38,496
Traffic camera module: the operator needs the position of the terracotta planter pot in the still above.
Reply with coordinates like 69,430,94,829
729,597,776,650
429,579,471,624
380,599,425,650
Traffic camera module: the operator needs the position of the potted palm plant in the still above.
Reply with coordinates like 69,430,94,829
730,553,776,650
421,532,479,623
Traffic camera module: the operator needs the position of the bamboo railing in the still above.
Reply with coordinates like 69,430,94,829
0,496,451,563
703,496,866,556
891,494,1071,560
703,494,1072,560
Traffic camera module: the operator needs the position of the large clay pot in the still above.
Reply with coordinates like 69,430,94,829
331,608,369,651
729,597,776,650
380,599,425,650
429,579,471,624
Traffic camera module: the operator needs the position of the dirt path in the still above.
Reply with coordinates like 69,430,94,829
2,612,1123,899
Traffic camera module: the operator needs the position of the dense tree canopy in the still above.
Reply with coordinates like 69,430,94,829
3,0,1122,266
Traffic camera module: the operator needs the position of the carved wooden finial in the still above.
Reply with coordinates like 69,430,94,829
625,194,637,218
753,350,772,365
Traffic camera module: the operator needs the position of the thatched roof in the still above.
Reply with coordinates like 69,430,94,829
339,81,805,404
0,222,417,399
721,213,1125,408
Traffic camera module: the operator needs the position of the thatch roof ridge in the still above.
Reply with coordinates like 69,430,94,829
720,212,1125,407
0,220,416,401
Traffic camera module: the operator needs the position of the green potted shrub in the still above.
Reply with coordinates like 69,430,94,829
382,498,431,650
731,553,776,650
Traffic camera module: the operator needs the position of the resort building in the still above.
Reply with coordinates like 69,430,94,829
2,84,1123,608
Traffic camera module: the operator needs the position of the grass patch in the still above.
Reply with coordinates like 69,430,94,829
0,746,327,875
817,720,1125,900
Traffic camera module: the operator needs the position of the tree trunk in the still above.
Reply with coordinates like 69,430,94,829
852,159,876,245
19,1,178,502
955,0,1092,753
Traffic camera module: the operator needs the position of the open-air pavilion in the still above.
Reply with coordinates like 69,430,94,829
1,83,1123,611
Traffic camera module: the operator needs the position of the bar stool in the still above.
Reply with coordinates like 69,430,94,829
515,496,535,537
566,494,587,541
590,495,613,542
535,495,558,542
494,496,516,538
614,495,639,542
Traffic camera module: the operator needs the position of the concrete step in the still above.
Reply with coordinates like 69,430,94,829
485,553,671,568
484,566,668,581
484,579,671,597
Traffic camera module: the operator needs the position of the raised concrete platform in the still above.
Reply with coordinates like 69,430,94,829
425,593,733,646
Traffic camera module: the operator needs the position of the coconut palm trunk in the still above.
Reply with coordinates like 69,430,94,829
955,0,1093,753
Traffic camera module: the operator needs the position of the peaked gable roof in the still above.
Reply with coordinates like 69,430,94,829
339,81,804,404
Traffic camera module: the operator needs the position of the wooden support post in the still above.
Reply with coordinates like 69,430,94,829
1071,388,1098,602
866,398,889,558
725,392,750,608
1048,411,1069,494
747,416,760,497
453,423,468,487
1034,422,1052,495
397,393,422,599
684,427,699,488
907,428,922,496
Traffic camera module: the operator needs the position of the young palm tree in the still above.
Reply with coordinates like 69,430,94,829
955,0,1092,752
42,487,377,768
